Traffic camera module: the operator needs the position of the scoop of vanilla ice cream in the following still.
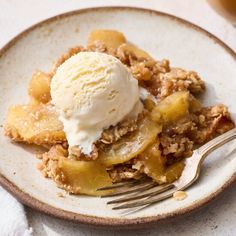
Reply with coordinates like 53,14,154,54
51,52,142,155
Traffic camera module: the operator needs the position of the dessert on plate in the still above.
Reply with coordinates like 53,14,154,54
4,30,235,196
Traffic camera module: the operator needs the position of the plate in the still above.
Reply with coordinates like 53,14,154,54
0,7,236,228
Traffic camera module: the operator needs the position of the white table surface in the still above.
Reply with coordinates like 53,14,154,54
1,0,236,235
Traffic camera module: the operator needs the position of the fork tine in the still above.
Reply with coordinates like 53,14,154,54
107,184,174,204
101,181,157,198
97,177,148,191
112,188,177,210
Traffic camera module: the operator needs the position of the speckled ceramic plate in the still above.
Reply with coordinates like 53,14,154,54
0,7,236,228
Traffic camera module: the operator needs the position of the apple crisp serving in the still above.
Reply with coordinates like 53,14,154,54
4,30,235,196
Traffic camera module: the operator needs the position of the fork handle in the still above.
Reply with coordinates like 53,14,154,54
198,127,236,159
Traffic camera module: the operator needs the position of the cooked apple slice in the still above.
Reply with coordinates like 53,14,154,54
164,161,185,183
139,142,167,184
189,94,202,113
5,104,65,145
98,117,162,166
151,91,190,124
117,43,153,60
140,140,185,184
28,71,51,104
58,158,112,196
87,29,126,49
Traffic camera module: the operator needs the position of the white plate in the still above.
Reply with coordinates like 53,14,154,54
0,7,235,227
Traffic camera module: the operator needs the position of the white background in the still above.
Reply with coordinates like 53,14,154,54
1,0,236,235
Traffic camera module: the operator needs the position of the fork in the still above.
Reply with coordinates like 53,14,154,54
97,127,236,210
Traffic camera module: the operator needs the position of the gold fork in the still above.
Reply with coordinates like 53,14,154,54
97,127,236,210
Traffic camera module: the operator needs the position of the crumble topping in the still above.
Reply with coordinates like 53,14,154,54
108,163,144,183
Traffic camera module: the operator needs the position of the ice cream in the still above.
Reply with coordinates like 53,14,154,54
51,52,142,155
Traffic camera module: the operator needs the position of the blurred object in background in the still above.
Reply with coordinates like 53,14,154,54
208,0,236,24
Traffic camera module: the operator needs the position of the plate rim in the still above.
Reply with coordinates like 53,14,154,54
0,6,235,228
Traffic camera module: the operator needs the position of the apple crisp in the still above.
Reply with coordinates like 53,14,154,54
4,30,234,195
